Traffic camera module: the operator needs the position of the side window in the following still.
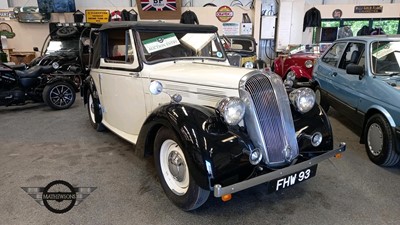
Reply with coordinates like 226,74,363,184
338,42,365,70
105,30,133,64
321,42,347,67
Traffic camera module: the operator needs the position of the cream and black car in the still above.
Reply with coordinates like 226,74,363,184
82,21,346,211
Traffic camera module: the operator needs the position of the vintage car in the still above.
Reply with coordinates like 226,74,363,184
272,45,320,87
29,23,93,88
81,21,345,211
222,35,259,68
313,35,400,167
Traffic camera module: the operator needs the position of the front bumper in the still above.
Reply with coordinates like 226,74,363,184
213,142,346,197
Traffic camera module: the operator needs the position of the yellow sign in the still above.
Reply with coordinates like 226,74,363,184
85,10,110,23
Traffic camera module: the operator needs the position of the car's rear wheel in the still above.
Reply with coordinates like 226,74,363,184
315,86,330,112
154,127,209,211
87,92,106,132
365,114,400,166
43,81,75,110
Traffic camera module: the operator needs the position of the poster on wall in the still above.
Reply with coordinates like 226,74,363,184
136,0,182,19
37,0,76,13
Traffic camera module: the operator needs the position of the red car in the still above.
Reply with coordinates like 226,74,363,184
272,46,321,87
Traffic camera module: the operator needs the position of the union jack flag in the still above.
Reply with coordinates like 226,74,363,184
141,0,177,11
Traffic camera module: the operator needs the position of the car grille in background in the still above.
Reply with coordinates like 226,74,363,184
227,53,241,67
242,73,299,166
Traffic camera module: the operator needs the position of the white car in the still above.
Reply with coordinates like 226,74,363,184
82,21,346,211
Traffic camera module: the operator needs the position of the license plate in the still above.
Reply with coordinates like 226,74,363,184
267,165,318,193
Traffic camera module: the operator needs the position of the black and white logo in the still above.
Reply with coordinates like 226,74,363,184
21,180,96,214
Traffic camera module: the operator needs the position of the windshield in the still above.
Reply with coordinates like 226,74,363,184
223,37,255,53
371,41,400,75
45,39,79,55
138,31,226,62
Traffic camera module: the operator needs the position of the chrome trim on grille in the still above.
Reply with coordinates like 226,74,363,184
239,71,299,166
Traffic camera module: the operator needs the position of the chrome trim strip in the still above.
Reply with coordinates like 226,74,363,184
213,143,346,197
154,78,237,90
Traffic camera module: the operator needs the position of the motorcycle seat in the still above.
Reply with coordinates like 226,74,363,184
8,63,27,71
15,65,54,78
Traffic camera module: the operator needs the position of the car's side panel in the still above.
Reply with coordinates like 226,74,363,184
91,68,147,142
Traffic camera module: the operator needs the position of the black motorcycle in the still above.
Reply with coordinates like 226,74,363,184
0,63,77,110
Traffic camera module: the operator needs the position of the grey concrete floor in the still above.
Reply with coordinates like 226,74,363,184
1,97,400,225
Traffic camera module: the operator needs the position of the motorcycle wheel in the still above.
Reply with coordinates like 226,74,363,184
87,92,106,132
43,81,76,110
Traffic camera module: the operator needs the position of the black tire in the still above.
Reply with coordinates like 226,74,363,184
87,92,106,132
154,127,209,211
43,81,76,110
56,26,78,37
315,86,330,113
365,114,400,166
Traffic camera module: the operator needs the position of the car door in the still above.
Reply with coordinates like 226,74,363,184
315,42,347,98
97,29,146,143
330,42,367,120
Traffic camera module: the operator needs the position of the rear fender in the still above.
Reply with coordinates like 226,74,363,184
47,76,78,92
81,76,102,123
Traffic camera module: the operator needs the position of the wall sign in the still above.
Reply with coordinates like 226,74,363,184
216,6,234,22
354,5,383,13
136,0,182,20
85,10,110,23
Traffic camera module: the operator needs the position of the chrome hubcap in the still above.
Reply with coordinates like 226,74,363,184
168,151,186,182
367,123,384,156
49,85,73,107
159,139,189,195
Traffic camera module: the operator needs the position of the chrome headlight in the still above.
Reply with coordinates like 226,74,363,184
289,88,315,113
304,60,313,68
216,97,246,125
52,62,60,69
244,61,254,68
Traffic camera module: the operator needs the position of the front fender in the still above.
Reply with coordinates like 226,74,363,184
135,103,256,190
48,76,79,92
287,66,312,80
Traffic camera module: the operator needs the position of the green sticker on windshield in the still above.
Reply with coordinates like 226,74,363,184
142,33,180,53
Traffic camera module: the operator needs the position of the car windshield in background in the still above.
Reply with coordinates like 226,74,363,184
46,39,79,55
227,39,254,53
371,41,400,75
138,31,226,62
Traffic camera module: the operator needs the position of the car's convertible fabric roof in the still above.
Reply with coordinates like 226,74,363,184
99,21,218,33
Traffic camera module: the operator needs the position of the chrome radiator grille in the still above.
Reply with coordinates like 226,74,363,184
240,73,299,166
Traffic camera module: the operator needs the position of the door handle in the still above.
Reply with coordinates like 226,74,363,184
129,72,139,78
331,72,337,77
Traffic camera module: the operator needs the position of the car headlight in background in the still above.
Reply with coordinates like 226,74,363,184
304,60,313,68
244,61,254,68
289,88,316,113
52,62,60,69
216,97,246,125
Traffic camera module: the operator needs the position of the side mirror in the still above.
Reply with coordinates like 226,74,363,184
346,64,364,79
149,80,163,95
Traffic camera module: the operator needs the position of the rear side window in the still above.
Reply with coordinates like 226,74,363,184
321,42,347,67
104,30,134,64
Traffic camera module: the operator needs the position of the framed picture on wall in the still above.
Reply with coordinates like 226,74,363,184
135,0,182,20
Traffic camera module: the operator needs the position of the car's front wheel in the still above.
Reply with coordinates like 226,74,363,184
315,86,330,112
43,81,75,110
154,127,209,211
365,114,400,166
